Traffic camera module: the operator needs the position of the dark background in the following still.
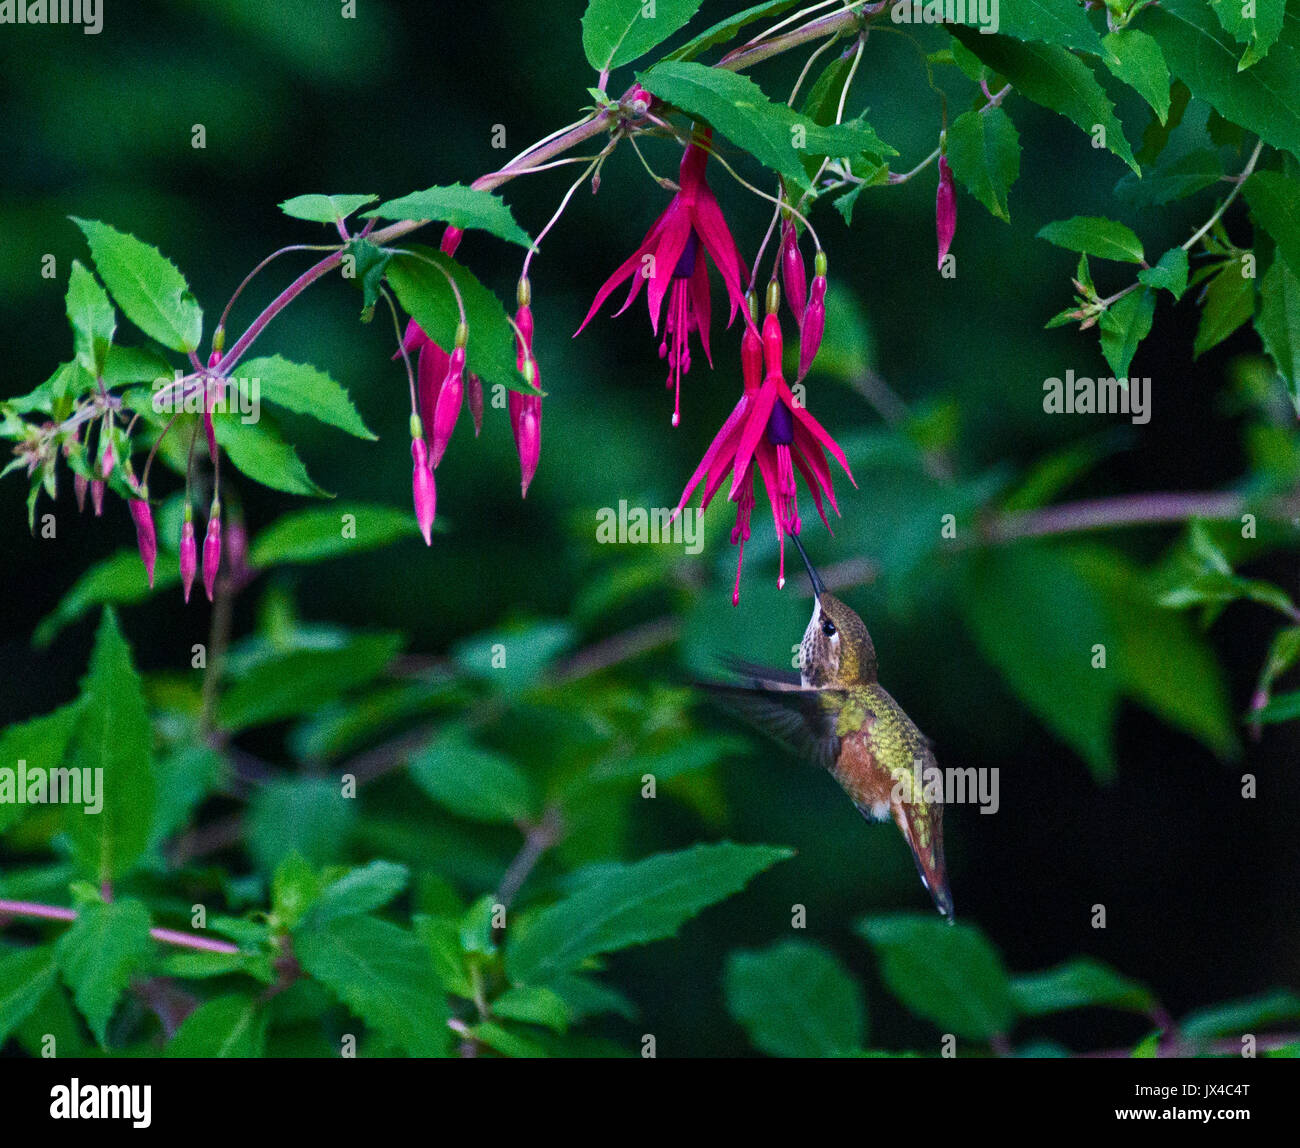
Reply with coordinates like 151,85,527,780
1,0,1296,1055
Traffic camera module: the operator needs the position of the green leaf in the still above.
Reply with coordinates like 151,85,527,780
1181,989,1300,1039
1138,247,1190,300
471,1020,548,1058
1131,1031,1160,1057
294,914,449,1057
0,700,85,832
1254,690,1300,722
234,355,375,440
638,62,894,193
0,946,57,1047
34,550,179,648
66,609,155,882
309,861,410,926
1194,260,1255,358
724,940,866,1057
1208,0,1285,70
213,414,330,497
491,986,571,1033
279,193,378,224
71,218,202,353
1099,287,1156,378
149,743,225,849
385,246,532,395
249,503,422,568
1102,29,1171,124
800,46,857,127
963,545,1120,781
1116,149,1224,208
246,777,357,875
166,994,267,1057
1143,1,1300,162
1038,216,1145,263
582,0,704,72
218,632,404,731
452,619,575,691
505,842,792,985
958,0,1112,58
1257,256,1300,414
363,184,533,250
65,261,116,378
665,0,804,63
858,914,1016,1042
1010,957,1155,1015
410,726,536,824
945,106,1020,223
55,899,153,1048
1244,170,1300,278
950,30,1138,173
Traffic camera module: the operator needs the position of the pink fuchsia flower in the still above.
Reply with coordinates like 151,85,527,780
202,503,222,602
780,222,808,328
401,318,467,468
179,508,197,603
512,285,542,496
128,490,157,589
797,250,828,381
410,428,436,546
675,305,854,602
936,154,956,270
575,132,751,427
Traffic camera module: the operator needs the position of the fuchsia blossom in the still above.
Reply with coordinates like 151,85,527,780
576,133,751,426
936,154,956,269
128,490,156,589
180,509,197,603
676,296,854,603
511,286,542,497
202,503,222,602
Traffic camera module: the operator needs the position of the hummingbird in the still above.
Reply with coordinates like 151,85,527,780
707,532,953,919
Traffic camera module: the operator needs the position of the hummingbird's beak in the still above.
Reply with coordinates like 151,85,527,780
789,530,827,598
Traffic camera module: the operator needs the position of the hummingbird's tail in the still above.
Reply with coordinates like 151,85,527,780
892,798,954,921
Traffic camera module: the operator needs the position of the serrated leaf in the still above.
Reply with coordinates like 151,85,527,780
55,899,152,1048
66,609,154,882
249,503,421,568
411,726,536,824
858,914,1016,1041
505,842,792,985
953,0,1111,59
279,193,378,224
1143,1,1300,162
638,62,894,193
801,46,857,128
945,106,1020,223
213,414,330,497
1244,170,1300,278
1038,216,1145,263
1116,149,1224,209
71,218,202,353
1257,256,1300,413
385,246,532,395
234,355,375,440
582,0,704,72
166,994,267,1057
1011,957,1155,1015
0,700,84,832
1138,248,1190,300
724,940,866,1057
246,777,357,876
309,861,410,927
65,261,115,378
1194,261,1255,357
1208,0,1285,70
1099,287,1156,378
491,986,571,1033
1102,29,1171,124
363,184,533,250
950,30,1138,173
294,914,449,1057
0,946,58,1047
34,550,180,648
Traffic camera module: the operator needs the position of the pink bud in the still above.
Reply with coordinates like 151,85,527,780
180,517,197,603
202,512,222,602
417,340,450,446
91,479,105,517
129,497,157,589
440,226,464,257
430,347,465,468
741,324,763,393
509,388,542,498
761,313,784,378
99,436,115,481
468,373,484,437
936,155,956,270
207,349,222,370
798,275,827,381
515,304,534,360
780,224,808,327
74,472,89,513
411,437,436,545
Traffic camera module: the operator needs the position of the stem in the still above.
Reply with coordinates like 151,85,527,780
496,806,563,909
0,900,240,955
720,1,880,72
1182,138,1264,253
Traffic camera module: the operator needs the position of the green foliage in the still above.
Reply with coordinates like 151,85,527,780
55,899,152,1048
279,193,378,225
582,0,704,72
945,107,1020,223
363,184,533,250
235,356,375,441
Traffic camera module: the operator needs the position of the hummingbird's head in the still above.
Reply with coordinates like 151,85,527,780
790,533,878,686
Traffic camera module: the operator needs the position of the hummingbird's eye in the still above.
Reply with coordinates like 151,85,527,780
821,618,837,638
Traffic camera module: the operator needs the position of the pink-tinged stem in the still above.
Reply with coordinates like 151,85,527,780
0,899,240,955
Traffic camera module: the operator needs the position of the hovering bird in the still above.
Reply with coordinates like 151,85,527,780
706,532,953,918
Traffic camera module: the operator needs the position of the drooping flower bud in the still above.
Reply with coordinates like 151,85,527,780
762,312,784,379
410,421,436,546
741,295,763,393
129,492,157,589
936,154,956,270
440,226,464,257
202,501,222,602
91,479,105,516
75,471,89,512
179,506,197,604
431,327,467,467
467,373,484,437
797,251,827,381
510,360,542,498
92,434,115,516
780,222,808,327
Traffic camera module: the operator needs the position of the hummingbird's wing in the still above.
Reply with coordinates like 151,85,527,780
703,663,850,774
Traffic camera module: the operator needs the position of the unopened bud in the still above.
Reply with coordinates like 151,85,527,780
936,155,956,270
91,479,105,517
515,304,535,359
761,313,783,378
741,323,763,393
440,226,464,257
129,494,157,589
202,502,222,602
798,274,827,381
411,437,436,545
509,388,542,497
180,509,197,604
765,278,781,317
74,472,89,513
431,347,466,467
780,224,808,326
